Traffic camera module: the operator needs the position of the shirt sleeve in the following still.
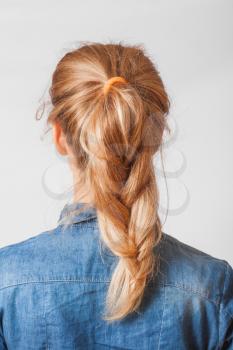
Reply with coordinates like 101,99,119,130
219,260,233,348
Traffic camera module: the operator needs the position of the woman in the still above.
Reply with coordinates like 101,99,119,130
0,42,232,349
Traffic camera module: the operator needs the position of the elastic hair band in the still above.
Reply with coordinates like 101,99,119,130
103,76,127,95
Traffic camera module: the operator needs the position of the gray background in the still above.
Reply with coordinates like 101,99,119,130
0,0,232,265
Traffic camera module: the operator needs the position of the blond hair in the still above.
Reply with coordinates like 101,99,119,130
38,41,170,322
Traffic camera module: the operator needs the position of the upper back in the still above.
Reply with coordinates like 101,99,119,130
0,202,232,349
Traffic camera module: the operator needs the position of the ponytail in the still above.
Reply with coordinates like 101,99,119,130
42,41,170,321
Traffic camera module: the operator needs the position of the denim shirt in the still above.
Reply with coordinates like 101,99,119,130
0,201,232,350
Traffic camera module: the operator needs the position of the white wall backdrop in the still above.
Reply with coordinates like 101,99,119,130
0,0,232,265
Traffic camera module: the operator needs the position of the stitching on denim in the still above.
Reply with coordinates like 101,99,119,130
58,217,97,227
0,279,111,291
157,283,166,350
164,283,220,307
0,279,220,307
43,283,49,350
0,278,163,291
164,233,225,263
0,277,221,306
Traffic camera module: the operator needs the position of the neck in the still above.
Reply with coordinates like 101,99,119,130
72,169,93,205
67,154,93,205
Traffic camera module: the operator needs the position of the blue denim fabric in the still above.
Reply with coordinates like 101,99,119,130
0,201,232,349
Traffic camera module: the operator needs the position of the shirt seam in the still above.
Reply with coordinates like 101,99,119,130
43,282,49,350
0,279,112,290
0,279,222,307
157,282,166,350
163,233,226,264
58,217,97,227
0,279,164,290
218,261,232,346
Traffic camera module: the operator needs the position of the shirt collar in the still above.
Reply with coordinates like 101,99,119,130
58,201,97,225
57,201,116,258
57,201,165,258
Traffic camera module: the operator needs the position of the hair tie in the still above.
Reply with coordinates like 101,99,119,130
103,76,127,95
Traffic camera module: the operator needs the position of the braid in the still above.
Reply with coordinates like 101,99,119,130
80,86,164,321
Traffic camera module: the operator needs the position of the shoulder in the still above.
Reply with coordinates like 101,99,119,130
0,228,60,290
0,223,101,290
159,232,233,317
0,229,53,257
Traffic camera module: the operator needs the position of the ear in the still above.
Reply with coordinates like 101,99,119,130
52,122,69,156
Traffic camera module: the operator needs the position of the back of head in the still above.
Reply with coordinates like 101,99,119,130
42,41,170,322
